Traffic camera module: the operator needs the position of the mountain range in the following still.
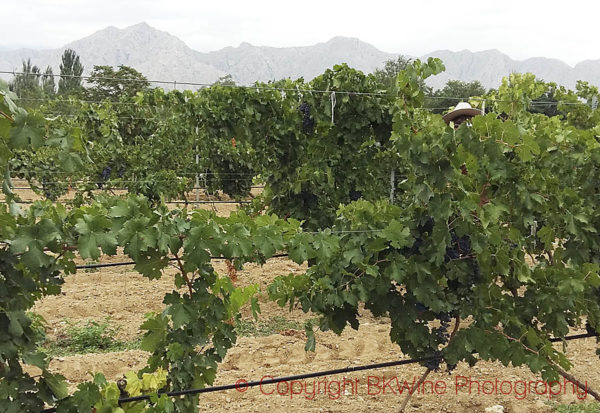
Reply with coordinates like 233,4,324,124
1,22,599,90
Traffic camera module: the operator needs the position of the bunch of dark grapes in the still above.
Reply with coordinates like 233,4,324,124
299,102,314,135
349,189,362,201
445,247,460,261
101,166,112,181
421,217,434,234
299,190,318,207
41,177,55,200
424,351,442,371
445,231,471,262
434,312,452,345
424,313,455,372
117,165,126,178
98,166,112,189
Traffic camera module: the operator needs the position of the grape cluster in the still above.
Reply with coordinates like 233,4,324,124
101,166,112,181
421,217,434,234
434,312,452,345
117,165,126,178
445,231,471,262
349,189,362,201
98,166,112,189
299,102,314,135
424,351,442,371
41,177,55,200
425,313,454,372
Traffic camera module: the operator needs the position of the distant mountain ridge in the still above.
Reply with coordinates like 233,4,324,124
421,49,600,89
1,22,599,90
0,23,225,88
196,36,396,85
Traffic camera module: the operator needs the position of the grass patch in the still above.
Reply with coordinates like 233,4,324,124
83,261,100,273
551,402,600,412
37,317,141,356
234,316,308,337
28,311,48,344
30,313,311,356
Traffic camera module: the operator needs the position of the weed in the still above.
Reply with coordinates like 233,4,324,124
26,311,47,344
40,317,140,356
83,261,99,273
551,402,600,413
234,316,308,337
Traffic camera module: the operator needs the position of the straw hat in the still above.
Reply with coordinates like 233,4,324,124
442,102,483,123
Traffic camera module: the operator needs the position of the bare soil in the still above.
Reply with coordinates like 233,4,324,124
30,253,600,412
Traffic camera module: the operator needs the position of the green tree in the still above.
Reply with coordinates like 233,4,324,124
41,65,56,98
213,74,236,86
427,79,487,113
58,48,84,96
373,55,414,92
85,65,150,101
9,59,43,101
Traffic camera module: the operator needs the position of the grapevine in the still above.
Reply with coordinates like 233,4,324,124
2,58,600,413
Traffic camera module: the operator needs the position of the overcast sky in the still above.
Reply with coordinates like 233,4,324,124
2,0,598,66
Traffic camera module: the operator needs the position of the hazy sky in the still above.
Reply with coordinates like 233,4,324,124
2,0,598,66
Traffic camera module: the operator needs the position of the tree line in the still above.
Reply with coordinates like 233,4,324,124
8,49,149,104
8,50,489,113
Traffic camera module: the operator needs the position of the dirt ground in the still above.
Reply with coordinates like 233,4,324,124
16,185,600,412
31,256,600,413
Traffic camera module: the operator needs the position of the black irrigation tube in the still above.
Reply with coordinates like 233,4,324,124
40,356,437,412
41,331,600,412
119,356,440,404
76,253,290,270
113,330,599,402
549,331,598,343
